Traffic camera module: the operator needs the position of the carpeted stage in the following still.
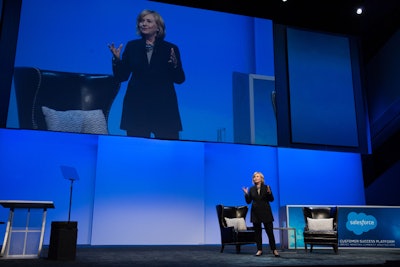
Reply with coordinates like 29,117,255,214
0,245,400,267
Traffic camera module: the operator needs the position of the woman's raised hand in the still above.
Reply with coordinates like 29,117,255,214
108,43,123,60
242,187,248,195
168,47,177,68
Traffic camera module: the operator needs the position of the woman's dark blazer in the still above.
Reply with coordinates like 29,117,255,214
112,38,185,133
244,184,275,224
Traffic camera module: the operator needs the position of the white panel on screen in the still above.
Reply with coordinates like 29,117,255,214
91,136,205,244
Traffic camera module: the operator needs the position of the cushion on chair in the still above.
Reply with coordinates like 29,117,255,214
307,217,333,231
42,106,108,134
224,217,247,231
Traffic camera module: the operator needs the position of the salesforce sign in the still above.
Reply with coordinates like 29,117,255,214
346,212,377,235
286,205,400,249
338,207,399,248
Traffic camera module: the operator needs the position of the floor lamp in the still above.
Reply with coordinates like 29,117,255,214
47,165,80,261
60,165,79,221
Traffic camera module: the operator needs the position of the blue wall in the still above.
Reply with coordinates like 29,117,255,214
0,128,365,245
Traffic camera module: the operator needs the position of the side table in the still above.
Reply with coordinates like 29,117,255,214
273,227,297,250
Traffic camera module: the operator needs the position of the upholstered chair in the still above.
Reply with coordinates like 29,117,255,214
302,206,339,254
216,204,256,253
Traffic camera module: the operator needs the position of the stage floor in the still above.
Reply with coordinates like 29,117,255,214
0,245,399,267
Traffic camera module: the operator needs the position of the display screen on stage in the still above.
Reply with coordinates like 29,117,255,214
5,0,275,145
286,205,400,249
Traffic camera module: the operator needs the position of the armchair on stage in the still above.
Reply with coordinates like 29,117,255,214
13,66,120,134
216,204,256,253
302,206,339,254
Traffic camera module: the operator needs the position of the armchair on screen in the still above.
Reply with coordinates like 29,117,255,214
216,204,256,254
302,206,339,254
13,66,120,135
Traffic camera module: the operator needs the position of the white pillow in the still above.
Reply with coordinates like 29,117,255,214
224,217,247,231
307,217,334,231
42,106,108,134
81,109,108,134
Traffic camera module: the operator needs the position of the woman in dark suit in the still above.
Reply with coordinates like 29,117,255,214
242,171,280,257
108,9,185,140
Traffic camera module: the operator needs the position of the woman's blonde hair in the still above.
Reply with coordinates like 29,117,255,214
136,9,166,39
252,171,265,184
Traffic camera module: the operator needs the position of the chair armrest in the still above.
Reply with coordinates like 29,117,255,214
220,226,236,242
222,226,235,232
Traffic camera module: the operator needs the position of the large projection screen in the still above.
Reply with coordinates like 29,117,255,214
6,0,275,145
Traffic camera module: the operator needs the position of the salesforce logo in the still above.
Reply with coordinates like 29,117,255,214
346,212,377,235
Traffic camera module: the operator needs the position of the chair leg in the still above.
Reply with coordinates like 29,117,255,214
235,245,241,254
310,244,314,252
304,243,308,253
220,245,225,253
333,245,338,254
